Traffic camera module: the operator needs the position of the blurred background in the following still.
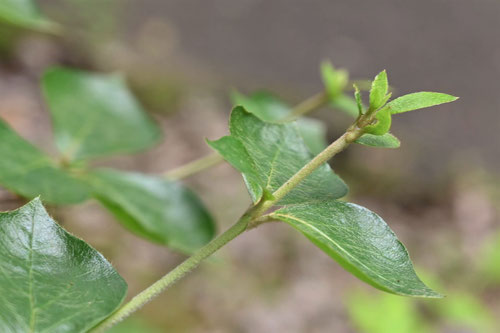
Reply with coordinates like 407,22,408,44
0,0,499,332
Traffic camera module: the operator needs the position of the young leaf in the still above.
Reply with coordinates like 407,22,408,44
321,61,349,100
355,133,401,149
0,198,127,332
42,67,162,161
231,91,327,154
87,169,216,253
387,92,458,114
0,0,58,32
363,108,392,136
354,84,364,115
208,107,348,205
369,70,389,111
0,118,90,204
271,201,441,297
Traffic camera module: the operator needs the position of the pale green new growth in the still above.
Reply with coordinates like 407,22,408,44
387,92,458,114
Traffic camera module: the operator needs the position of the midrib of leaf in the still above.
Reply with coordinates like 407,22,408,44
28,206,37,332
271,212,423,294
61,111,98,160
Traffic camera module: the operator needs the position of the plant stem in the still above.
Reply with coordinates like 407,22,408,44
281,91,328,122
163,91,330,180
90,209,255,333
165,153,224,180
94,98,370,332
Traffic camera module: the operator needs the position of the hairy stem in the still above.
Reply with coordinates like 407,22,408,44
94,103,372,332
90,208,256,332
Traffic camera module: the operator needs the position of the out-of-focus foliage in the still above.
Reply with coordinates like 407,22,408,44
0,0,58,32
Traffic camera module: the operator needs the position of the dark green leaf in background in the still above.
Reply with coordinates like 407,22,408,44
271,200,441,297
87,169,216,253
0,118,89,204
42,67,162,162
231,91,327,154
208,107,348,204
0,198,127,332
0,0,58,32
387,92,458,114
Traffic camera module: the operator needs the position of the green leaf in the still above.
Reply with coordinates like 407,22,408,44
369,70,389,111
208,107,348,205
355,133,401,148
86,169,216,253
0,0,58,32
329,94,361,118
231,91,327,154
270,200,441,297
363,108,392,136
321,61,349,100
42,67,162,161
0,118,90,204
0,198,127,332
386,92,458,114
354,84,364,115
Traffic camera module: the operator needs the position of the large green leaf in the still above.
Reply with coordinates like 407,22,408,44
0,0,58,32
270,201,440,297
0,198,127,332
231,91,327,154
86,169,216,253
208,107,348,204
386,92,458,114
0,118,89,204
42,67,162,162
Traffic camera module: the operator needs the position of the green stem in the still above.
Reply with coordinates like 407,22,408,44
94,98,372,332
90,210,255,333
164,153,224,180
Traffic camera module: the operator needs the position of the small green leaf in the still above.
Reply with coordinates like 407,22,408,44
87,169,216,253
42,67,162,161
0,0,58,32
369,70,389,111
208,107,348,205
230,91,327,154
0,198,127,332
363,108,392,136
271,201,441,297
354,84,364,115
321,61,349,100
330,94,361,118
387,92,458,114
355,133,401,148
0,118,90,204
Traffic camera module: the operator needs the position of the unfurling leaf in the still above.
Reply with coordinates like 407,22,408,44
0,198,127,332
321,61,349,100
369,70,389,111
42,67,162,161
0,118,89,204
271,201,441,297
87,169,216,253
355,133,401,149
208,107,348,205
363,108,392,136
387,92,458,114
